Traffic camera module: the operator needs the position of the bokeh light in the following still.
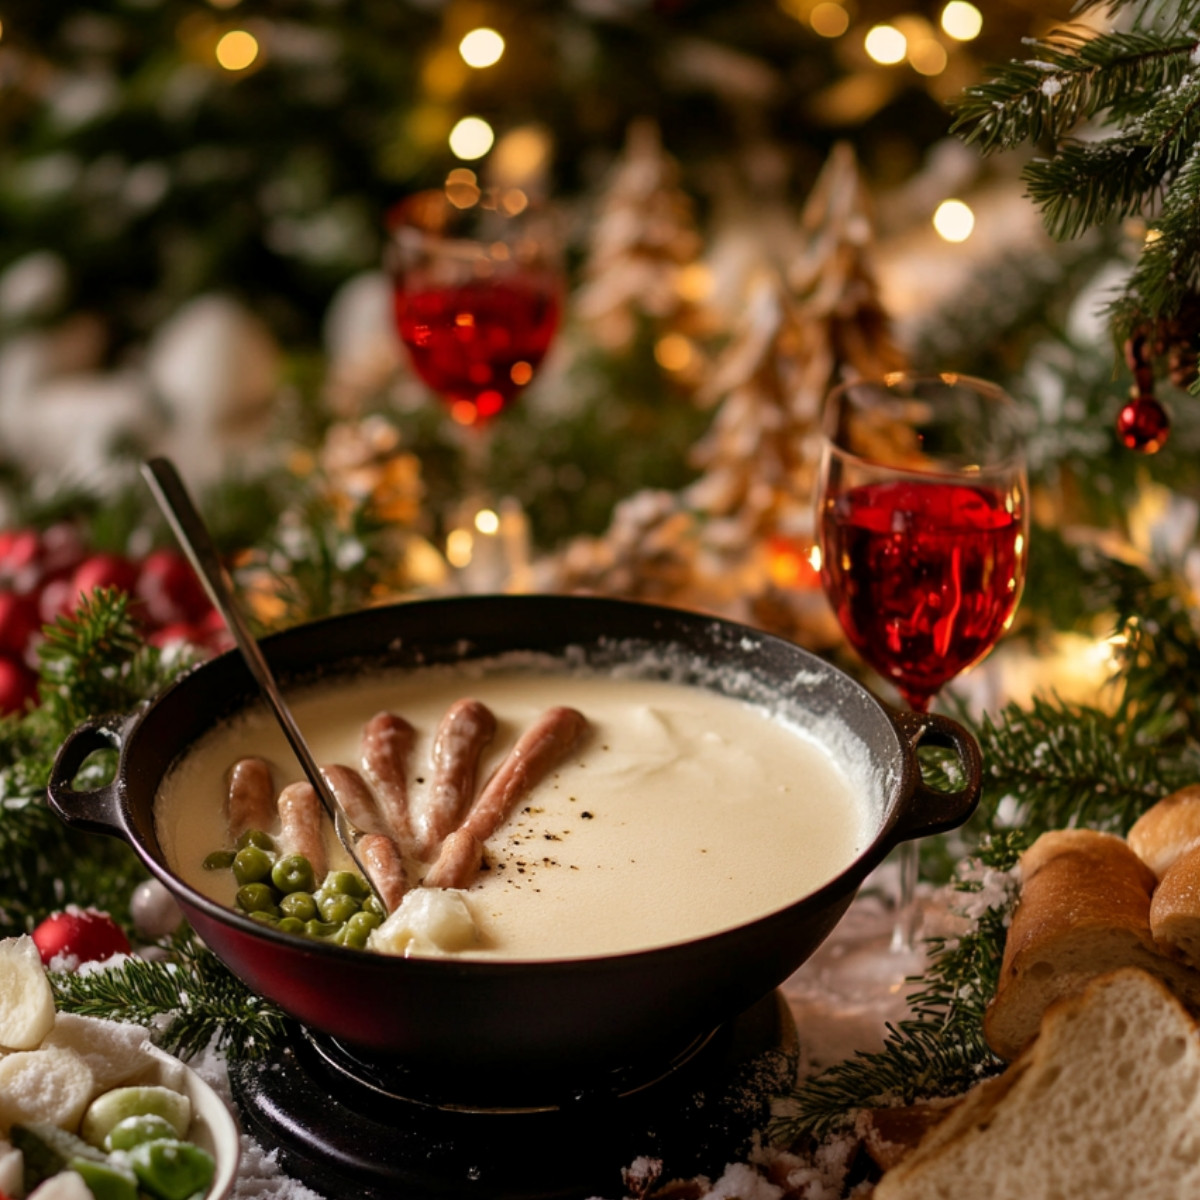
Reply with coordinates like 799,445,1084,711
449,116,495,160
459,28,505,69
941,1,983,41
810,3,849,38
933,198,975,242
865,25,907,65
215,30,259,70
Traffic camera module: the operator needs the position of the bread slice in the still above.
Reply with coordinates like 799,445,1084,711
983,828,1200,1060
1129,784,1200,879
875,968,1200,1199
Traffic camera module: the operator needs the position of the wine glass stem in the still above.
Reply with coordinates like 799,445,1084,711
891,690,931,955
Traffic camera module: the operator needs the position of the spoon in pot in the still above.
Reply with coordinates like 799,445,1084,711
140,456,385,907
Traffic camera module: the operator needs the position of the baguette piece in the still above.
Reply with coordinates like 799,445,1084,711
876,968,1200,1199
1128,783,1200,879
1151,840,1200,970
984,828,1200,1060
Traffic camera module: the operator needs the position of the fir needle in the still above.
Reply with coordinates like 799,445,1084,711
139,456,386,909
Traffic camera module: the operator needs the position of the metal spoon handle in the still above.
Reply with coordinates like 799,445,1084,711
140,457,378,896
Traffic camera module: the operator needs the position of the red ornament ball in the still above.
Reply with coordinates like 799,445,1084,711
31,907,132,968
1116,395,1171,454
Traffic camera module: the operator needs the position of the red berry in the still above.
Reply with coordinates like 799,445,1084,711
68,553,140,612
31,907,131,968
37,576,75,625
0,591,39,657
0,528,43,593
0,655,36,714
136,549,211,626
38,522,87,579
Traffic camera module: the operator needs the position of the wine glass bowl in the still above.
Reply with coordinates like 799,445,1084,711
817,372,1028,713
386,183,563,431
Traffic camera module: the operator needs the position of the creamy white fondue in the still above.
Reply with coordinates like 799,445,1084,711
156,666,875,960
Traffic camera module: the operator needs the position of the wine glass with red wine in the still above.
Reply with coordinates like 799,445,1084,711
387,180,563,585
816,371,1027,960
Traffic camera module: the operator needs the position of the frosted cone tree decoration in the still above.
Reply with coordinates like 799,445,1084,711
575,118,710,365
688,142,905,551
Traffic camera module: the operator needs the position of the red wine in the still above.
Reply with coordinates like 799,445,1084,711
820,479,1024,709
392,276,560,424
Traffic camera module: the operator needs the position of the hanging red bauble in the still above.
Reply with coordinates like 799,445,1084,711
1116,394,1171,454
31,907,132,968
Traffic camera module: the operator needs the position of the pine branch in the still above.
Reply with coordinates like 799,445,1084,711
50,929,287,1063
950,28,1197,154
772,835,1023,1142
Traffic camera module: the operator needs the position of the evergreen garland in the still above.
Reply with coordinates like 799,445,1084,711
950,0,1200,350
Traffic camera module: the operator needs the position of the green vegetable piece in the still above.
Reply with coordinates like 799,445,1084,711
303,918,340,939
319,870,369,899
80,1086,192,1149
363,893,387,918
201,850,235,871
270,854,315,895
279,891,317,922
11,1122,104,1192
71,1155,139,1200
234,829,275,852
104,1113,180,1152
316,892,360,924
339,910,382,949
276,916,306,935
128,1139,215,1200
232,844,275,885
236,883,280,915
248,910,280,926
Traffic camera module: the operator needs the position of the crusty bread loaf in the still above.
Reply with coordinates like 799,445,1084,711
1129,783,1200,879
875,968,1200,1200
983,828,1200,1060
1151,840,1200,969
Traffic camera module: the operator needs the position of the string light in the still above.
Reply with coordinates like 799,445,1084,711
446,528,474,568
933,198,975,242
864,25,907,65
941,1,983,41
655,333,695,372
474,508,501,536
215,29,259,70
449,116,494,160
459,28,505,69
809,3,849,38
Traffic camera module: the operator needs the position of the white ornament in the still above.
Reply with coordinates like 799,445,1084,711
130,878,183,940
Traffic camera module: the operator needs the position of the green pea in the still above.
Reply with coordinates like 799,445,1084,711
202,849,235,871
303,918,341,939
105,1113,180,1152
248,910,280,925
277,917,306,935
271,853,316,895
320,870,369,899
317,891,361,924
128,1138,215,1200
236,883,281,916
340,910,382,949
363,893,387,918
232,844,275,885
235,828,276,852
279,891,317,922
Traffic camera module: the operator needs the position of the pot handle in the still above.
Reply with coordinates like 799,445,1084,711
46,714,131,839
888,706,983,842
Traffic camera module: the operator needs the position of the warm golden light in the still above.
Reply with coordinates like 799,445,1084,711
449,116,495,161
676,263,713,303
215,29,259,70
459,28,505,68
864,24,907,65
474,508,501,536
810,2,850,38
933,198,975,242
908,38,948,75
655,334,695,373
450,399,478,426
446,529,474,568
0,18,5,40
510,361,534,386
941,1,982,41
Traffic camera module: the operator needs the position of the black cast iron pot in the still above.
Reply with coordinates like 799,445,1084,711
47,594,981,1099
